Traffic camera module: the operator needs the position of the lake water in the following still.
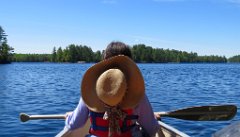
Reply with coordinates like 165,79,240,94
0,63,240,137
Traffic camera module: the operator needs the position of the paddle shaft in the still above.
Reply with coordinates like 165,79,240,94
20,113,65,122
29,114,65,120
20,105,237,122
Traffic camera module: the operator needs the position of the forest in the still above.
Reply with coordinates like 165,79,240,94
12,44,230,63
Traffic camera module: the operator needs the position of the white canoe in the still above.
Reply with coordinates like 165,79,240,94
56,119,190,137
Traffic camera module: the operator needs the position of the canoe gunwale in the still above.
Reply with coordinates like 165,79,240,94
158,120,190,137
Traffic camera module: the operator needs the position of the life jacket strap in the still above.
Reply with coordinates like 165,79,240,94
90,111,139,133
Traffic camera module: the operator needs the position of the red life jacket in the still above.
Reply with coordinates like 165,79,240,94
89,109,139,137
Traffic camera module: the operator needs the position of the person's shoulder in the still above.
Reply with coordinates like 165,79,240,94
79,97,89,109
134,94,149,110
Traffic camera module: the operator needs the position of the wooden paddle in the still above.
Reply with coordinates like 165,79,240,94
155,105,237,121
20,105,237,122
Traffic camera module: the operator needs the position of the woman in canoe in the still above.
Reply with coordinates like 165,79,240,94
65,42,164,137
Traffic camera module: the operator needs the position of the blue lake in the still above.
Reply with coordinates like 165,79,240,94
0,63,240,137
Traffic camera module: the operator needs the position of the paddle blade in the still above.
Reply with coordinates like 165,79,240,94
159,105,237,121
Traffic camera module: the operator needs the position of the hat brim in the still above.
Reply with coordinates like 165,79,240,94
81,55,145,112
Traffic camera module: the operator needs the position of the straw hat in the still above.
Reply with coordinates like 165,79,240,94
81,55,145,112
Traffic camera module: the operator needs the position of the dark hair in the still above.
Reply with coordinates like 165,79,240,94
103,41,132,59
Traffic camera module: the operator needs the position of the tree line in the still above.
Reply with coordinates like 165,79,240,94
12,44,102,63
12,54,51,62
131,44,227,63
228,55,240,63
13,44,231,63
0,26,14,64
51,44,102,63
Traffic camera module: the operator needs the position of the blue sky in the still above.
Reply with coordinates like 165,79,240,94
0,0,240,57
